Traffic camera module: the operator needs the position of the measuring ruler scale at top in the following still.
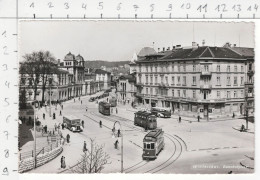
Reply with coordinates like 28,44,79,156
15,0,260,19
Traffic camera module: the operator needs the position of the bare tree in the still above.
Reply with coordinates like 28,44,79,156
72,139,110,173
20,51,58,103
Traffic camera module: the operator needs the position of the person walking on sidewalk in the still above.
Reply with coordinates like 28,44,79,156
60,156,64,168
82,120,84,128
99,120,102,128
114,140,119,149
83,141,87,153
197,115,200,122
43,113,45,120
81,100,82,105
179,116,181,123
60,110,62,116
117,129,121,137
66,134,70,143
61,104,63,110
116,108,118,114
61,156,66,169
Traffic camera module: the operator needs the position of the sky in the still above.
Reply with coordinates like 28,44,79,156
19,21,254,62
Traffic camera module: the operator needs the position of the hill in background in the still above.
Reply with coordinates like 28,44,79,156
84,60,130,69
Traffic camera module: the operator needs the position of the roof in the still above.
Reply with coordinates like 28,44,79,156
64,115,80,120
145,129,163,138
135,111,154,116
138,47,156,57
231,47,254,58
137,46,245,62
64,52,75,61
75,54,84,61
95,69,111,74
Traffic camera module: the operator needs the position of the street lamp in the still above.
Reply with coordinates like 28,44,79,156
33,100,40,168
48,77,52,117
112,121,123,173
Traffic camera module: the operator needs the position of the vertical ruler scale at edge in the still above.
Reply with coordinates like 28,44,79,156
0,0,19,179
17,0,259,19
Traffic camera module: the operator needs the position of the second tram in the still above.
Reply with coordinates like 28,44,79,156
142,128,165,160
99,101,111,115
134,111,157,130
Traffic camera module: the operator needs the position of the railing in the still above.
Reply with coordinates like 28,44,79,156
19,139,63,161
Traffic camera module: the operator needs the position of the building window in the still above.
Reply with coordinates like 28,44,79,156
150,76,153,84
204,65,209,72
192,76,196,85
155,76,158,84
165,76,168,84
249,64,252,71
178,65,180,72
227,76,231,85
217,65,220,72
183,76,186,85
178,90,180,97
150,88,153,95
146,66,148,72
234,65,237,72
217,76,221,85
241,90,244,98
177,76,180,85
172,90,174,97
146,76,148,84
146,88,148,94
227,65,230,72
150,66,153,72
155,66,157,73
227,91,231,99
241,77,244,85
193,65,196,72
139,77,141,83
234,91,237,98
160,76,163,83
193,90,196,98
172,76,175,85
217,91,220,98
172,64,174,72
183,90,186,98
183,64,186,72
241,65,244,72
234,77,237,85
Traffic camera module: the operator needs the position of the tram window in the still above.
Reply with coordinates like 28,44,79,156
147,143,151,149
144,143,146,149
151,143,155,149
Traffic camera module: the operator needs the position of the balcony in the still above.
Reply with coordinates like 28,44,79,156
200,71,212,76
246,93,254,98
247,70,254,75
200,84,212,89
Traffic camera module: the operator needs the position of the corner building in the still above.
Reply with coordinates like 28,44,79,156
134,45,253,119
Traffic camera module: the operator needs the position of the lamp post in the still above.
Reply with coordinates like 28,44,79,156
49,77,52,117
112,121,123,173
33,100,39,168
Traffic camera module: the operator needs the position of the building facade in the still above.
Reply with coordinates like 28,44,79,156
116,73,137,104
133,43,253,119
95,69,111,91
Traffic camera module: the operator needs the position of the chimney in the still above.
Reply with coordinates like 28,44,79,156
233,44,236,47
202,39,205,46
192,42,198,50
163,47,165,52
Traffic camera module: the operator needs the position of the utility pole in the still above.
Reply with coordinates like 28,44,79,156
49,78,52,117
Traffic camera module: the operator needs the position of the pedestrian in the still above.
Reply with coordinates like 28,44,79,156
74,98,75,103
45,125,48,133
111,107,113,114
79,96,80,101
54,123,57,131
60,156,64,168
114,140,119,149
99,120,102,128
83,141,87,153
53,130,55,135
112,127,115,134
43,113,45,120
232,112,235,118
116,108,118,114
81,120,84,128
117,129,121,137
61,156,66,169
53,112,56,120
81,100,82,105
240,124,245,132
66,134,70,143
61,104,63,110
61,123,64,130
60,110,62,116
179,116,181,123
41,125,44,134
197,115,200,122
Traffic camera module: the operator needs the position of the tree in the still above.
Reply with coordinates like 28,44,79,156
72,139,110,173
20,51,58,103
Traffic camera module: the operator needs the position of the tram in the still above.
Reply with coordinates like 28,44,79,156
99,101,111,115
134,111,157,130
142,128,165,160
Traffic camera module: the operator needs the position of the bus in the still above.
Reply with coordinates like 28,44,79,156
134,111,157,130
142,128,165,160
109,97,117,107
63,115,83,132
99,101,111,115
151,107,171,118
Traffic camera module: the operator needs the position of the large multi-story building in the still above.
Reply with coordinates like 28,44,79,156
95,69,111,91
133,42,254,119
